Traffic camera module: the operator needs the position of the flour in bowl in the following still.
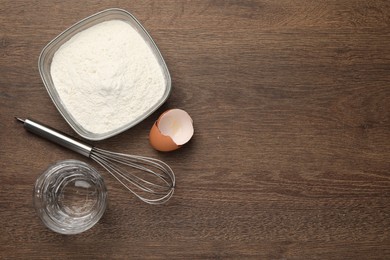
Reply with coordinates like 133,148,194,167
51,20,166,134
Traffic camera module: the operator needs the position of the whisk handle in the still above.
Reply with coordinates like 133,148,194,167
18,118,93,157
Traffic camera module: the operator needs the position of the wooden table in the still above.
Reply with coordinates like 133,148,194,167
1,1,389,259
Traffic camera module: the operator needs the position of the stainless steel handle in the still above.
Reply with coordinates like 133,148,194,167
17,118,92,157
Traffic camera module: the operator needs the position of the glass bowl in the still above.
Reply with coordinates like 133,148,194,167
38,8,171,140
33,160,107,235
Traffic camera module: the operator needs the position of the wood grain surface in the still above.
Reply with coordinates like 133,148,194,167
1,0,389,259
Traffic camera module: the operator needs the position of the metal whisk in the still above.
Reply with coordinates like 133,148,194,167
16,118,175,204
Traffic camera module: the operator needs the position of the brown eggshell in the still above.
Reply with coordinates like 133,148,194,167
149,122,180,152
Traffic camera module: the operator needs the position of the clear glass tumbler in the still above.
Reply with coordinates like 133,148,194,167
33,160,107,234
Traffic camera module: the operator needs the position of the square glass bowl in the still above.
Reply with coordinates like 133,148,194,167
38,8,171,141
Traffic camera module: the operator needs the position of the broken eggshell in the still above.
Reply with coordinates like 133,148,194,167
149,109,194,152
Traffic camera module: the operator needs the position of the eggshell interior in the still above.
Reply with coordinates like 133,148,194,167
157,109,194,145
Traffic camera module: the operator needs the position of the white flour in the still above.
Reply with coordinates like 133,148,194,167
51,20,166,134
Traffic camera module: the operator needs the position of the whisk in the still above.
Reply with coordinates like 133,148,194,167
16,118,175,205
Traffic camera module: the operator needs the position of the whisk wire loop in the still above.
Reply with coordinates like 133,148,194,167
91,148,175,204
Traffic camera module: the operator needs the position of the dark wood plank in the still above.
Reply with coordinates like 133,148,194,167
0,0,389,259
